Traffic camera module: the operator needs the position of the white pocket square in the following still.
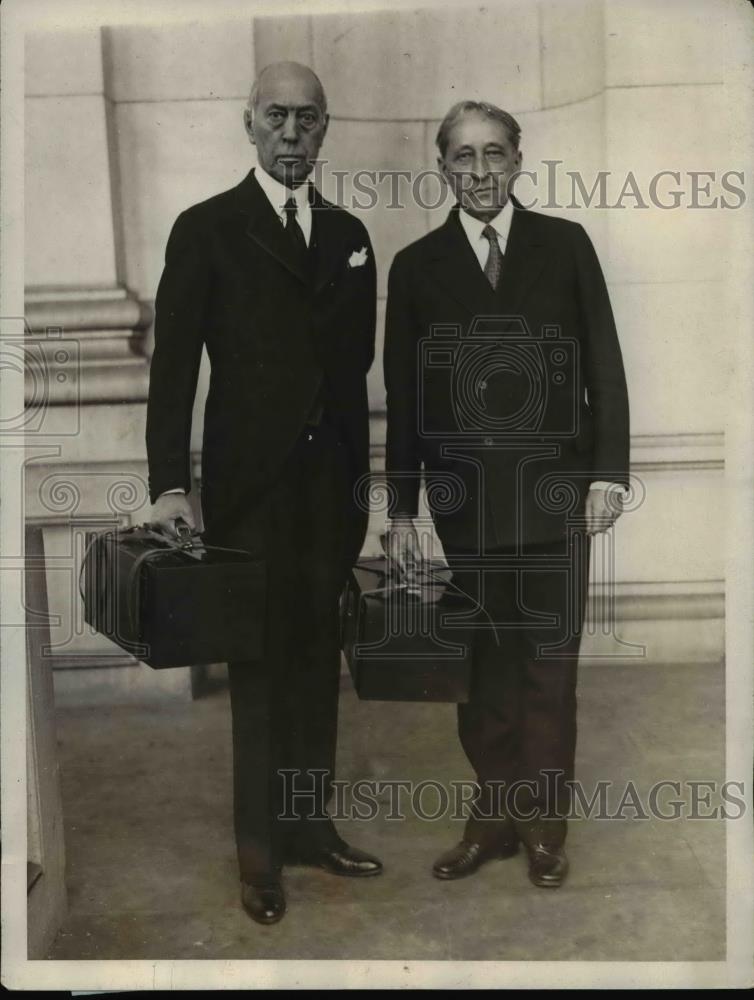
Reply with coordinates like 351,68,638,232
348,246,369,268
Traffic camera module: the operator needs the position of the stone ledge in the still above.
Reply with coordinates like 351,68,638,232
24,286,152,404
365,417,724,472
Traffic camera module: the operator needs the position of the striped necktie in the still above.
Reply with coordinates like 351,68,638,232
482,224,503,290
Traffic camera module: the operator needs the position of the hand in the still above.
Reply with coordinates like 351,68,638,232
585,487,624,534
150,493,196,539
385,516,421,579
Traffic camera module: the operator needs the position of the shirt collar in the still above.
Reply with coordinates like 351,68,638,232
458,198,515,246
254,164,310,219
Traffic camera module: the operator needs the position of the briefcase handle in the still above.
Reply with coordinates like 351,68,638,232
143,516,201,551
77,523,202,605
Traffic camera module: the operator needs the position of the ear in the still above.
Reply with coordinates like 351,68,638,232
437,156,451,184
321,112,330,141
243,108,256,146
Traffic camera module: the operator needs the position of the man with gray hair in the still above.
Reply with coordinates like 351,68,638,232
385,99,630,887
147,61,382,924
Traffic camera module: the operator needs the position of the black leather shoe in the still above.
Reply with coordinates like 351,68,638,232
432,837,519,880
241,879,286,924
525,843,569,888
294,842,383,877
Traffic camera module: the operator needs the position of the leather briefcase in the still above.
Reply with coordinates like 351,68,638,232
341,556,476,703
81,521,265,668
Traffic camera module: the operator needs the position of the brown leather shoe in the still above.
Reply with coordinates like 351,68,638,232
241,879,286,924
432,836,519,880
525,843,569,888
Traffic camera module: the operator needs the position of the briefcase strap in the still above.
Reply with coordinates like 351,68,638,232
78,527,257,634
358,561,503,647
77,526,185,606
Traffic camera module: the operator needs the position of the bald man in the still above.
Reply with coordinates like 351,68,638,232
146,62,381,924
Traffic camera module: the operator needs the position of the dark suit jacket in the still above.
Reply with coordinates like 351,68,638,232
384,202,630,550
146,168,377,561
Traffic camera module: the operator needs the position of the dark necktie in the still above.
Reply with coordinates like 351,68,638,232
482,224,503,290
284,196,324,426
284,197,307,257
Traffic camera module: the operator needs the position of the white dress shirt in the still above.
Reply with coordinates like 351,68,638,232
253,163,312,246
458,200,619,496
458,198,514,269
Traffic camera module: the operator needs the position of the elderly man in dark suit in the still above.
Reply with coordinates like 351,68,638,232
385,100,630,888
146,62,382,924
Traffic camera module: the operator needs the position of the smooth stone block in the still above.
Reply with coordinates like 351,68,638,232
605,0,725,87
541,0,604,108
605,86,732,285
579,616,724,667
311,4,541,120
26,96,118,287
26,27,104,97
115,99,254,300
586,465,723,583
254,14,313,68
609,280,729,435
103,21,254,102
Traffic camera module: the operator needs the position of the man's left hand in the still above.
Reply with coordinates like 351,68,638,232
585,487,624,534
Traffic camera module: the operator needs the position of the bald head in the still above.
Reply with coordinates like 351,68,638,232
248,61,328,118
243,61,329,187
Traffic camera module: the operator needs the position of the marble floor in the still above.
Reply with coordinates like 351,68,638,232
47,661,726,962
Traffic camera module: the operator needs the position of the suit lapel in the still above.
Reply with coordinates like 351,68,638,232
311,190,350,294
236,169,310,286
429,209,498,314
494,205,549,317
428,202,550,321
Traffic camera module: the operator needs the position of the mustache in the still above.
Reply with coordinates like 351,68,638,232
454,176,513,196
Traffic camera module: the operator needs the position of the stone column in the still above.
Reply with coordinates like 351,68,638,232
25,27,175,702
